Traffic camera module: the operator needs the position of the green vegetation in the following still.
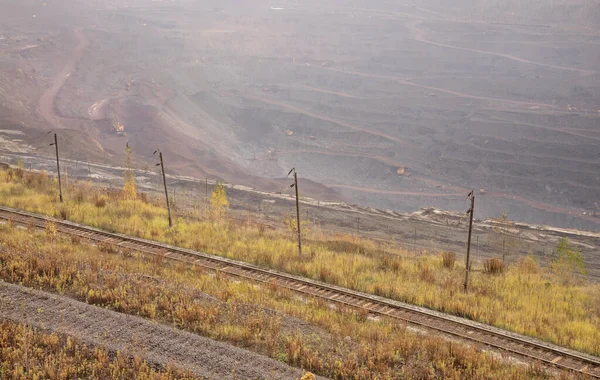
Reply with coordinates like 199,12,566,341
552,237,588,282
0,320,195,379
1,168,599,356
0,223,564,379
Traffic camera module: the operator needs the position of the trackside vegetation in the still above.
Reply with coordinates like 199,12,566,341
0,168,599,357
0,320,196,379
0,223,568,379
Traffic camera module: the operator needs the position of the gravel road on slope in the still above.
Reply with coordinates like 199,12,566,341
0,280,313,379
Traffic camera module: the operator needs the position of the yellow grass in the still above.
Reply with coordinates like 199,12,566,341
0,320,195,379
0,223,565,379
1,168,599,356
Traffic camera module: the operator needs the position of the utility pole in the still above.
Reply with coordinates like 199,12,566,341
154,150,172,227
288,168,302,256
464,190,475,293
205,177,208,208
414,227,417,254
49,133,63,203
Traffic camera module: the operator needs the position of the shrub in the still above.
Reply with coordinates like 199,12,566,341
484,258,504,274
95,197,107,208
420,264,435,283
441,251,456,270
59,206,69,220
376,253,403,273
98,242,117,254
517,255,540,274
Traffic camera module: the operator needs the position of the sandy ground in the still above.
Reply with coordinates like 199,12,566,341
0,280,312,380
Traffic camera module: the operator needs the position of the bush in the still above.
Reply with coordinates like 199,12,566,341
59,206,69,220
420,264,435,283
517,255,540,274
441,251,456,270
95,197,107,208
378,254,402,273
484,258,504,274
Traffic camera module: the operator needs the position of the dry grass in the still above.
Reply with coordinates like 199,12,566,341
0,320,196,379
0,223,568,379
1,168,599,356
442,251,456,270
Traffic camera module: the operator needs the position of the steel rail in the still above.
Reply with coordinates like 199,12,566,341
0,205,598,377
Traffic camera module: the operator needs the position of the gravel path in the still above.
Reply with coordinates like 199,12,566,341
0,280,311,379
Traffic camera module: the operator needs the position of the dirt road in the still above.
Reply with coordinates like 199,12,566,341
326,183,462,197
321,66,559,110
406,20,598,76
0,281,309,380
38,28,89,129
244,93,410,146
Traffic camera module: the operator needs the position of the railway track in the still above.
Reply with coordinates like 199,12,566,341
1,205,599,378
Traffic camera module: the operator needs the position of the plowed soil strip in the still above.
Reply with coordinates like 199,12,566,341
0,281,307,380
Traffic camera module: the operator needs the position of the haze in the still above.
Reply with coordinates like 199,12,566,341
1,0,599,229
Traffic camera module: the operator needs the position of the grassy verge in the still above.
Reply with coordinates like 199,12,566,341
0,320,196,379
1,168,599,356
0,222,567,379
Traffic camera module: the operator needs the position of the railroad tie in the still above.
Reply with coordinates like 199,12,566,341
551,356,562,364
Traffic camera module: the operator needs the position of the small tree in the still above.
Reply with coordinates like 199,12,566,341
210,181,229,219
552,238,587,283
122,143,136,199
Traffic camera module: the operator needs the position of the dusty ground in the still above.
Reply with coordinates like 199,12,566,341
0,280,314,380
0,0,599,229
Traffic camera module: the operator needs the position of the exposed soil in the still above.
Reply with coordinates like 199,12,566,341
0,280,312,380
0,0,599,230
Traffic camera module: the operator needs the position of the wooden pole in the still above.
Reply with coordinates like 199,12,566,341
414,227,417,254
53,133,63,203
159,152,172,227
464,191,475,293
294,170,302,256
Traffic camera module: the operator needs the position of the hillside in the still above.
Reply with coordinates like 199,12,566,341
0,0,599,229
1,166,599,360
